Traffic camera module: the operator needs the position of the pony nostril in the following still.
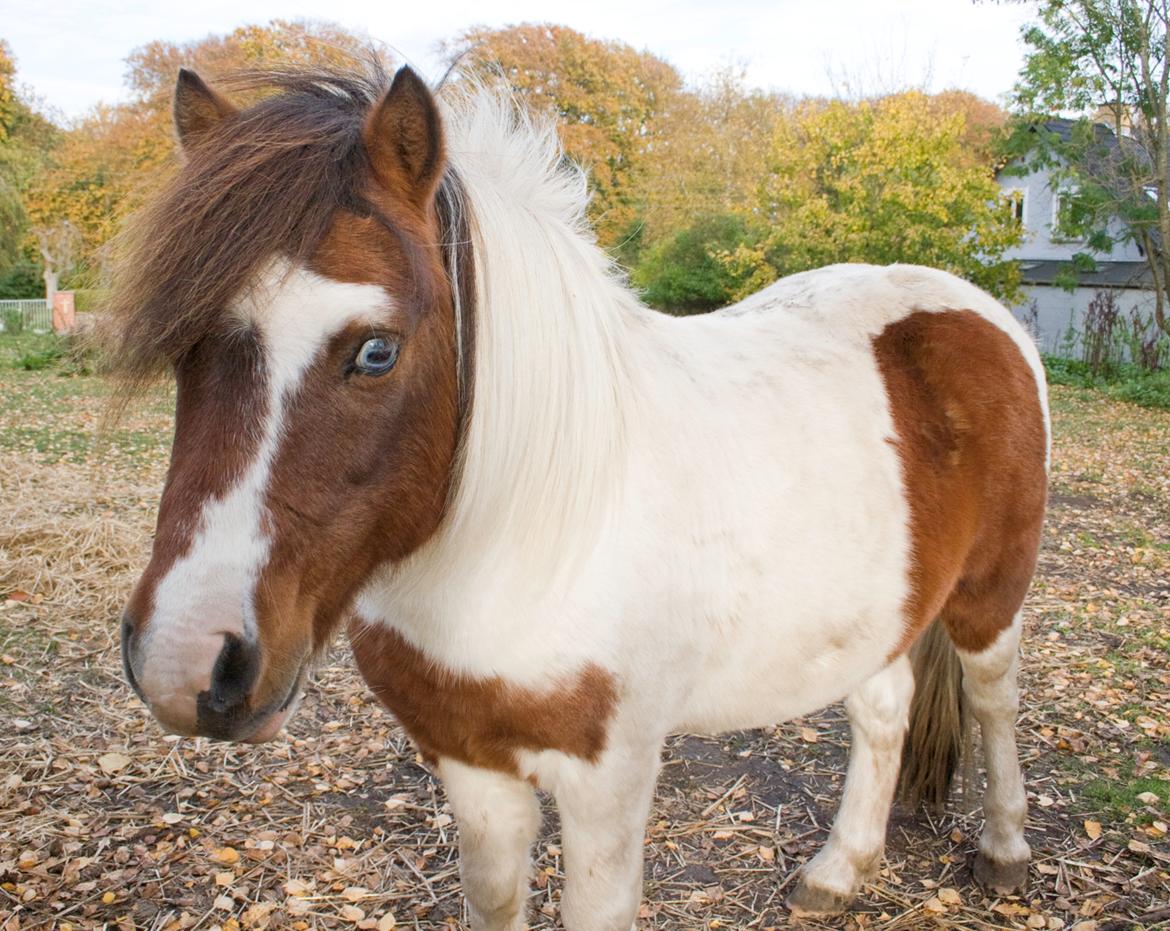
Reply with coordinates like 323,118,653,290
207,633,261,713
120,611,145,701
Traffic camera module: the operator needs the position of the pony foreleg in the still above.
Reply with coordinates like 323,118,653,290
788,655,914,915
439,759,540,931
957,613,1030,894
554,742,662,931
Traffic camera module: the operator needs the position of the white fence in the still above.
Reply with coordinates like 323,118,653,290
0,299,52,334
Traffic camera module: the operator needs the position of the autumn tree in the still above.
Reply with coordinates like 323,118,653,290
23,20,378,279
0,41,58,285
724,91,1022,301
635,68,784,242
625,69,787,309
1012,0,1170,336
448,23,682,246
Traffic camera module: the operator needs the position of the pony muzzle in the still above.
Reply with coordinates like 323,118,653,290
121,615,300,742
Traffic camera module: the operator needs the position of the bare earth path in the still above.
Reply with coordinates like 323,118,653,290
1,354,1167,930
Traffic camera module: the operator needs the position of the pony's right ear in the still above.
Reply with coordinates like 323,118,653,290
173,69,237,150
363,67,445,210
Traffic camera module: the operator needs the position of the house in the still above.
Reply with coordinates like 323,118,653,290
997,118,1159,356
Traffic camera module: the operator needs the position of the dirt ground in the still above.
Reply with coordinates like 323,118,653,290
0,346,1167,930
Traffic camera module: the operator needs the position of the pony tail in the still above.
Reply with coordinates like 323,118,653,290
897,619,969,809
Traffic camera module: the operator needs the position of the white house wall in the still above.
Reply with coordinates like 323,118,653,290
1000,162,1145,263
1011,283,1158,356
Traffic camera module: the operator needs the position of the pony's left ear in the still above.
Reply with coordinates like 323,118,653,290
364,67,445,209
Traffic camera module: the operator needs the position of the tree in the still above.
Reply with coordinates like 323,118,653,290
1012,0,1170,336
724,92,1023,301
22,20,376,279
32,220,80,305
447,24,682,246
0,41,59,275
634,68,785,248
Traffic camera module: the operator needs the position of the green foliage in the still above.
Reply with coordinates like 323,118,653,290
16,342,64,371
0,263,42,298
1043,354,1170,408
1083,775,1170,822
632,214,756,313
725,92,1022,302
1,308,23,334
0,41,59,274
0,331,94,375
72,288,108,313
1011,1,1170,337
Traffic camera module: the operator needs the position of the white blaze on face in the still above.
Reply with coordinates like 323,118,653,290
136,261,393,720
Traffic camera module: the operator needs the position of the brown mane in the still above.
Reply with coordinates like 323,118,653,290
108,57,459,397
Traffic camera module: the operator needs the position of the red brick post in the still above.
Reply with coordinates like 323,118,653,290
52,291,76,334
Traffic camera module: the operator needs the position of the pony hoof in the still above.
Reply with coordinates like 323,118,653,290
973,852,1028,895
787,879,854,916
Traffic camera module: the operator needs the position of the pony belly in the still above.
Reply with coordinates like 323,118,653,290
675,607,907,733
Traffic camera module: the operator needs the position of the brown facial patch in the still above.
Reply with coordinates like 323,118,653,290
873,310,1048,655
348,619,619,774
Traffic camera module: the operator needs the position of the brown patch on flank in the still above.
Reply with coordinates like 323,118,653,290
348,619,619,775
873,310,1048,656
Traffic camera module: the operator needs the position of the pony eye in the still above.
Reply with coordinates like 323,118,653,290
353,337,399,376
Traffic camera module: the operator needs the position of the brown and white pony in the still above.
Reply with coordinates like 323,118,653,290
116,61,1049,929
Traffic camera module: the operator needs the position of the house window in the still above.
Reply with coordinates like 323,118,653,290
1003,189,1026,226
1051,190,1081,242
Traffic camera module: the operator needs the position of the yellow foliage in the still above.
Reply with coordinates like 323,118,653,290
727,91,1021,300
450,24,682,245
23,20,379,275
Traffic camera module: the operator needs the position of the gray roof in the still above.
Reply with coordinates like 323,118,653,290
1018,259,1155,289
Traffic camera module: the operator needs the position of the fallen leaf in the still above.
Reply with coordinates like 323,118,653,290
213,846,241,865
937,887,961,906
1084,819,1102,840
97,752,131,774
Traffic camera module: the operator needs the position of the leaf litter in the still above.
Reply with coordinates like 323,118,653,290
0,375,1167,929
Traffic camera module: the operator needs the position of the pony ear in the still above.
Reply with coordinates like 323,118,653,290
363,67,445,209
173,69,237,150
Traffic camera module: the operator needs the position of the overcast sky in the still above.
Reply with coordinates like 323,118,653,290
4,0,1039,121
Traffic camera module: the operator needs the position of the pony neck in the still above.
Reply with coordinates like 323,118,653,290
382,91,643,606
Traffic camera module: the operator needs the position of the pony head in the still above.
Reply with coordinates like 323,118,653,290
117,64,468,741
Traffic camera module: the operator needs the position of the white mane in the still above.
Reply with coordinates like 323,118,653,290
388,86,644,599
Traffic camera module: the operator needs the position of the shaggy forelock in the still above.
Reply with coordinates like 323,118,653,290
109,58,399,393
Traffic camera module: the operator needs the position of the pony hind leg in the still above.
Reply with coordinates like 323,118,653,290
788,654,915,915
948,603,1031,894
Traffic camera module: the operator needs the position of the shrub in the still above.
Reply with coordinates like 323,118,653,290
0,264,42,299
1043,355,1170,410
632,214,756,314
73,289,109,314
2,308,23,335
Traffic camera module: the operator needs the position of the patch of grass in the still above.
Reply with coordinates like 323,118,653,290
0,331,59,367
1083,775,1170,823
0,331,97,376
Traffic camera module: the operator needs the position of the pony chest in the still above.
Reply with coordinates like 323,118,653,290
347,618,618,774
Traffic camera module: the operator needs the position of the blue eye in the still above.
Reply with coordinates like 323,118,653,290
354,337,399,375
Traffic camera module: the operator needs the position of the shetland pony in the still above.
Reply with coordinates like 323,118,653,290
117,62,1048,930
